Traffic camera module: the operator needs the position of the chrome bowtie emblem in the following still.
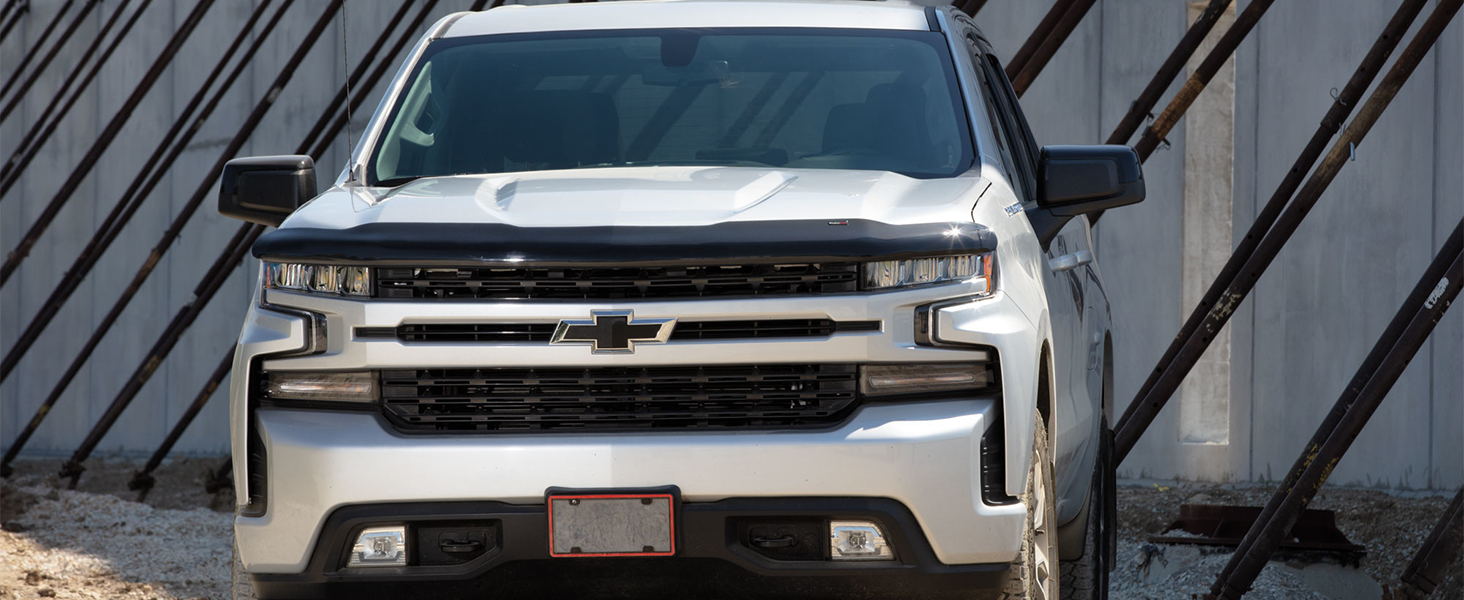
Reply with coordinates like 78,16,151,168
550,311,676,354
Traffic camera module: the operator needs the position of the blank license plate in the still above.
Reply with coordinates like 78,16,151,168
548,494,675,557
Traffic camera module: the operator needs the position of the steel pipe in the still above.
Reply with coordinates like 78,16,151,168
1113,0,1458,463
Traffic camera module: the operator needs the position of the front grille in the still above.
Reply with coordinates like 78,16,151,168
374,263,861,300
375,319,880,344
381,364,859,432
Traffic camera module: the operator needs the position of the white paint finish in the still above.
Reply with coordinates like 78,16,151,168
445,0,934,38
238,403,1023,572
291,168,985,229
1178,0,1234,447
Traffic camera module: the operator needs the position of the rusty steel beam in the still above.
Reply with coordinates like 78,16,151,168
0,0,153,174
1010,0,1099,97
0,0,287,383
0,0,76,98
127,349,233,502
50,0,446,486
1394,488,1464,599
1208,226,1462,599
0,0,134,123
1131,0,1277,160
0,0,100,110
0,2,26,45
1105,0,1233,146
1004,0,1077,82
45,0,345,486
1113,0,1435,460
120,0,445,497
0,0,213,201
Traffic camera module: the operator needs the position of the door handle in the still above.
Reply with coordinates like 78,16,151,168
1049,250,1094,273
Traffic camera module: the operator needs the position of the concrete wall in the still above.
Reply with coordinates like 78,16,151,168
2,0,1460,490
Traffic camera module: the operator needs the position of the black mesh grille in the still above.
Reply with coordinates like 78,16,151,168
382,320,879,343
374,264,860,300
381,364,859,432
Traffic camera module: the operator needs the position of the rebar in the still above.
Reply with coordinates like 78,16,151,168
1394,487,1464,599
1010,0,1099,97
0,0,99,110
0,0,154,184
1114,0,1463,463
0,0,75,97
1209,235,1461,600
1105,0,1233,146
0,0,133,123
0,0,213,199
127,350,234,502
1131,0,1278,160
118,0,438,497
1004,0,1077,82
0,0,288,381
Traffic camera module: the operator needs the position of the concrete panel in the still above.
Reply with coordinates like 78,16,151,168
1095,0,1191,480
1429,13,1462,491
1249,0,1437,489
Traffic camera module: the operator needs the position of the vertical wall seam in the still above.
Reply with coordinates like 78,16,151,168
1246,0,1260,482
1425,8,1441,488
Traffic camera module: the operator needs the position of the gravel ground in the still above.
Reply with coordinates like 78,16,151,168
0,457,1458,599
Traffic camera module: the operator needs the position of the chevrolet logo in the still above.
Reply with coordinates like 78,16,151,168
550,311,676,354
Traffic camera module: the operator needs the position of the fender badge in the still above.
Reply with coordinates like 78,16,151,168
1004,203,1023,217
828,220,848,226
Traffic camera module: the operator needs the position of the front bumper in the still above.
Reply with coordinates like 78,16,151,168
250,497,1010,600
237,400,1024,573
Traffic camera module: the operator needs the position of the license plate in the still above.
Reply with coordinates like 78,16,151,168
548,493,675,557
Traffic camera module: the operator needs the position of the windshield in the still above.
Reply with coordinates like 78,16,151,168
368,28,974,185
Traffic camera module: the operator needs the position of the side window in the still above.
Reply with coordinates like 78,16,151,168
971,43,1039,203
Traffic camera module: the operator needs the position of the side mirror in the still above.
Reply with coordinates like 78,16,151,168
218,155,316,227
1028,145,1144,248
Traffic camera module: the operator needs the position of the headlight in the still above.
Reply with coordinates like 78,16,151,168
263,371,378,402
265,262,371,296
860,363,993,396
862,253,994,292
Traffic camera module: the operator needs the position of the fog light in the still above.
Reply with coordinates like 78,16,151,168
348,526,408,568
829,520,893,561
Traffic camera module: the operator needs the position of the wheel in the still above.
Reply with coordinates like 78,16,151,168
1059,417,1112,600
233,535,257,600
1001,411,1060,600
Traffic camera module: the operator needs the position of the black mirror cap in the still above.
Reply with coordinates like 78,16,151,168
1036,145,1145,216
218,155,317,227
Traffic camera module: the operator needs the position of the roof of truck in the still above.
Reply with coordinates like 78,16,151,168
443,0,936,37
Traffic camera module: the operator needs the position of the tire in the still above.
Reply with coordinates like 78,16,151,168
1059,417,1111,600
233,536,257,600
1000,411,1060,600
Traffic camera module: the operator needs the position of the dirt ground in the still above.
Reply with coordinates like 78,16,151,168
0,456,1459,600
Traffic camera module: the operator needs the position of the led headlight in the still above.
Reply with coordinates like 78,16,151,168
860,363,993,396
264,262,371,296
263,371,378,402
862,253,994,292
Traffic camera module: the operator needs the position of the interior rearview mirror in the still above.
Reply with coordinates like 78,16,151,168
218,155,317,227
1028,145,1145,248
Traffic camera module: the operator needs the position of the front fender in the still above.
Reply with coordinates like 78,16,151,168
230,304,312,508
933,292,1052,498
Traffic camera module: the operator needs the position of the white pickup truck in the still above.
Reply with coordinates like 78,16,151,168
218,2,1144,599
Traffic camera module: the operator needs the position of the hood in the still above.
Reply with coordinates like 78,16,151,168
282,166,985,230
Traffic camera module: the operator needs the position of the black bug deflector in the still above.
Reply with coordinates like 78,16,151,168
250,219,996,267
